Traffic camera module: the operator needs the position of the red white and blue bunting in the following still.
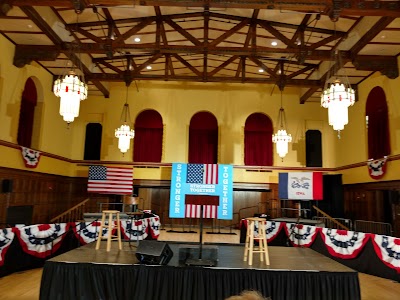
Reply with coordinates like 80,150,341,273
120,219,148,241
148,217,161,239
284,223,320,247
20,146,41,168
1,219,399,274
73,218,162,245
0,228,14,266
73,221,106,245
372,235,400,273
320,228,370,259
15,224,69,258
367,156,388,180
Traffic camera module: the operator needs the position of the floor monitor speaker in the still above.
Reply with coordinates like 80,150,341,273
135,240,173,265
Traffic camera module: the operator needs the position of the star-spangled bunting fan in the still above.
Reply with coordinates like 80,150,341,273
20,146,41,168
87,165,133,195
367,156,388,180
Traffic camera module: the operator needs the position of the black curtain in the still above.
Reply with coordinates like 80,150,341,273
40,261,360,300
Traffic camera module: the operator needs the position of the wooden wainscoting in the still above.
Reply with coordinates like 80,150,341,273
0,168,89,226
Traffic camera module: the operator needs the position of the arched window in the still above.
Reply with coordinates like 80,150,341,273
306,130,322,167
188,112,218,164
366,86,390,159
17,78,37,147
134,110,163,162
244,113,273,166
84,123,102,160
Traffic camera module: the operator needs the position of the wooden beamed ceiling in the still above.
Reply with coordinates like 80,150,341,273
1,0,400,102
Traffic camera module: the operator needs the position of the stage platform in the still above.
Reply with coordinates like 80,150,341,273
40,241,360,300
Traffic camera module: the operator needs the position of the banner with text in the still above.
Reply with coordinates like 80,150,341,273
169,163,233,220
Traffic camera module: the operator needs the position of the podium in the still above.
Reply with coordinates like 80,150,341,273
183,195,219,266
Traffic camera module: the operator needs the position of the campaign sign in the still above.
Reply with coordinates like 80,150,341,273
169,163,233,220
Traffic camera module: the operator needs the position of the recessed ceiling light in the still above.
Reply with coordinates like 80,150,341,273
381,35,386,39
27,24,33,28
258,69,264,73
271,41,278,46
146,65,152,70
134,37,141,43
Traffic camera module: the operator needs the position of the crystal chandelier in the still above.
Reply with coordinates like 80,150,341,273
53,11,88,124
272,92,292,160
321,25,355,137
115,86,135,153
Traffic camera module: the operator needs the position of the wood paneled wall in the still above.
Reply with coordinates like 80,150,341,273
0,168,89,226
343,181,400,236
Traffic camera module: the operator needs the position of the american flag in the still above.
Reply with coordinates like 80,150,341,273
87,166,133,195
186,164,218,184
185,204,218,218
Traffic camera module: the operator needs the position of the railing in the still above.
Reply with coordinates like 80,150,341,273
312,205,350,231
50,198,90,223
312,216,353,230
238,205,259,221
354,220,393,236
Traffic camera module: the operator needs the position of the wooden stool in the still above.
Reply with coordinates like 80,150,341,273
243,217,270,266
95,210,122,252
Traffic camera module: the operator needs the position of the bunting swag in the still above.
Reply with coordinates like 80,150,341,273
285,224,320,247
73,222,105,245
253,221,284,243
367,157,388,180
372,235,400,273
120,219,148,241
20,146,41,168
0,228,14,266
15,224,68,258
320,228,370,259
73,218,162,245
148,217,161,239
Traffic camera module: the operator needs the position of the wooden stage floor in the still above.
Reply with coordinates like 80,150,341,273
40,241,360,300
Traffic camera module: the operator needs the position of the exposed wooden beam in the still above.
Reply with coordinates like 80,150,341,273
350,16,396,55
208,19,250,47
10,1,400,17
164,18,201,46
172,54,202,76
85,72,321,87
208,56,239,77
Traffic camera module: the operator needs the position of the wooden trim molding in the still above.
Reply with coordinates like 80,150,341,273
1,139,400,172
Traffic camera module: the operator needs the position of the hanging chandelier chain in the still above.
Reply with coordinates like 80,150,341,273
120,86,131,124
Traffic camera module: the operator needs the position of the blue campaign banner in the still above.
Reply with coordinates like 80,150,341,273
169,163,233,220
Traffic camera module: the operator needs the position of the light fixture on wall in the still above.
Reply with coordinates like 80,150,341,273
321,23,355,137
53,11,88,124
272,91,292,160
115,85,135,153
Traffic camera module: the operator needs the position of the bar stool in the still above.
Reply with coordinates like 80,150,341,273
243,217,270,266
95,210,122,251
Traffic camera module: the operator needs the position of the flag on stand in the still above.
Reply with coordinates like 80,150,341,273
87,166,133,195
186,164,218,184
279,172,323,200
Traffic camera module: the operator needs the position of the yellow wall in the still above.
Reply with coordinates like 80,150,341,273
81,81,334,168
336,65,400,183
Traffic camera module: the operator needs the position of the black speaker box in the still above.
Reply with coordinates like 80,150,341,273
135,240,173,265
2,179,13,193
